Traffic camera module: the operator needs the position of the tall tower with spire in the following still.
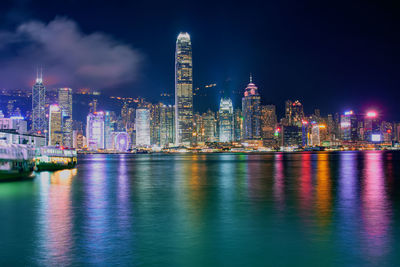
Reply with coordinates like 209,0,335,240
242,74,261,140
175,32,193,146
32,68,47,135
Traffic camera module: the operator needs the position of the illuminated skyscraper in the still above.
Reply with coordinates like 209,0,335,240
160,105,175,147
233,108,243,141
136,108,150,146
48,104,63,146
58,88,73,147
203,110,217,142
285,100,304,126
86,112,105,150
32,70,47,135
218,97,233,142
175,32,193,146
242,75,261,140
150,103,161,146
340,111,359,141
364,111,381,142
311,124,320,146
104,111,114,149
260,105,277,146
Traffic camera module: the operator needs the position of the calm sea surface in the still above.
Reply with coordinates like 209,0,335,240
0,151,399,266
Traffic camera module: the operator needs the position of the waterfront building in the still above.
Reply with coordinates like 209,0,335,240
364,111,381,142
32,70,47,135
0,117,27,134
311,124,320,146
175,32,193,146
285,100,304,126
282,125,302,147
73,130,85,149
136,108,150,146
111,132,130,152
203,110,217,142
302,120,309,146
395,123,400,143
150,103,161,146
327,114,336,140
260,105,277,147
0,129,46,148
104,111,114,149
160,105,175,147
48,104,63,146
233,108,243,141
340,111,359,141
218,97,234,142
381,121,393,142
193,113,204,144
242,76,261,140
86,112,105,150
58,88,73,147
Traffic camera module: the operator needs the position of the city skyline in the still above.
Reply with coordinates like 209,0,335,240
0,0,399,120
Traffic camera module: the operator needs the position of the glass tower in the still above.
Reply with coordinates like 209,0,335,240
160,104,175,147
48,104,63,146
242,75,261,140
218,97,234,142
86,112,105,150
32,70,47,135
58,88,73,147
175,32,193,146
136,108,150,146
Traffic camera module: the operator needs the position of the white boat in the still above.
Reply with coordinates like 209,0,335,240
35,146,77,171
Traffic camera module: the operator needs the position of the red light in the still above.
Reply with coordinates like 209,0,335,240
302,120,308,125
387,130,391,133
60,146,65,150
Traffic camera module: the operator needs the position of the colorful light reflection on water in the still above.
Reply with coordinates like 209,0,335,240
0,151,399,266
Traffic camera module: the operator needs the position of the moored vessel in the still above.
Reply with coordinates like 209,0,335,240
35,146,77,171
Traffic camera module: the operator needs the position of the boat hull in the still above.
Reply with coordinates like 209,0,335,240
35,162,77,172
0,170,34,180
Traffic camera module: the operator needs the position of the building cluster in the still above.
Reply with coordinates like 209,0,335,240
1,32,400,152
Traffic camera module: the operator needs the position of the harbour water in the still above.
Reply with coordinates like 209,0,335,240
0,151,399,266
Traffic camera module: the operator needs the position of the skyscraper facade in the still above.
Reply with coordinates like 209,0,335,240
175,32,193,146
285,100,304,126
58,88,73,147
242,77,261,140
160,105,175,147
136,108,150,146
260,105,277,146
340,111,359,141
203,110,217,142
32,71,47,135
218,97,234,142
233,108,243,141
150,103,161,146
86,112,105,150
48,104,63,146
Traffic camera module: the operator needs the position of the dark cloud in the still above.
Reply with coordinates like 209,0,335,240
0,17,143,90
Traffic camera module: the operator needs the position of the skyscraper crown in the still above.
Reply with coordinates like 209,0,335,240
177,32,191,42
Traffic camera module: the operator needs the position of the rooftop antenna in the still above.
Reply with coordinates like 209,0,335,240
249,73,253,83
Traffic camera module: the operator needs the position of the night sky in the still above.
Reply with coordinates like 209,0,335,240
1,0,399,119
